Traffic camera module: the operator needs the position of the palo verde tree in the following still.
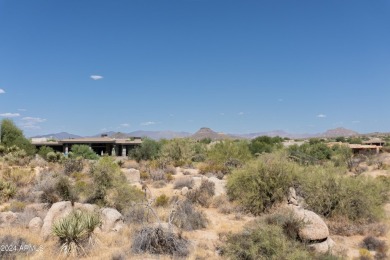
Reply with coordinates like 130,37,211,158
0,119,35,155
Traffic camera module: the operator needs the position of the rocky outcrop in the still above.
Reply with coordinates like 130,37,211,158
286,187,334,254
41,201,73,239
100,208,124,232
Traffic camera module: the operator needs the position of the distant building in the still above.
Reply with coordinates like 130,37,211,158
363,138,386,147
327,142,382,154
31,136,142,157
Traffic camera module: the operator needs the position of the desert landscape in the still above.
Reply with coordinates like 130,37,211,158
0,120,390,259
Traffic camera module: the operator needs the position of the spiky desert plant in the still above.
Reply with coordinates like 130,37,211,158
52,210,101,257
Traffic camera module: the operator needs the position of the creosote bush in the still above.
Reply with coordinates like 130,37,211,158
227,153,294,215
154,194,169,207
173,176,194,189
63,158,84,175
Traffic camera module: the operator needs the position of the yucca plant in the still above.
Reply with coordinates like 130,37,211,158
52,210,101,257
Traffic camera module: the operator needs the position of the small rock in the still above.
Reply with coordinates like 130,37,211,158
28,217,43,233
181,187,189,196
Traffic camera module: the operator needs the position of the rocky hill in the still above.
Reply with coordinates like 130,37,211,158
191,127,239,141
319,127,359,138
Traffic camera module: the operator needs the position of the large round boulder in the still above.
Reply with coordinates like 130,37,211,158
41,201,73,239
288,205,329,241
100,208,124,232
308,237,335,254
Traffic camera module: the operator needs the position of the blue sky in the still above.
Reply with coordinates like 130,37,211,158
0,0,389,136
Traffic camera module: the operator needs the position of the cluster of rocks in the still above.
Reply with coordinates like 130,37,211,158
287,187,335,254
0,201,125,240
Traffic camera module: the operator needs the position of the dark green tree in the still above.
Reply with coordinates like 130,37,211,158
128,138,161,162
0,119,35,155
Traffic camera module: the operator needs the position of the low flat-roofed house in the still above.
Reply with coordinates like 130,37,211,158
363,138,386,147
327,142,382,154
32,136,142,157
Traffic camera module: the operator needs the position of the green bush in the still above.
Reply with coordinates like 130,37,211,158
159,138,196,167
70,145,99,160
227,153,295,215
129,138,161,162
0,179,17,202
52,210,101,256
206,140,252,174
89,157,143,210
294,166,388,222
38,146,55,160
249,136,283,155
221,219,311,260
155,194,169,207
0,119,35,155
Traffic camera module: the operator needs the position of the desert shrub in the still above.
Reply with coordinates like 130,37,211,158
128,138,161,162
149,169,165,181
227,153,295,215
171,200,208,230
46,151,58,162
187,179,215,207
152,180,166,189
9,201,26,212
206,140,252,174
140,171,149,180
0,179,17,202
288,139,333,164
104,183,144,212
165,165,177,175
249,136,283,155
0,235,34,259
70,145,99,160
36,173,77,204
155,194,169,207
220,219,311,260
173,176,194,189
159,138,197,167
63,158,84,175
1,167,35,187
132,225,189,257
124,204,148,224
52,210,101,257
111,251,127,260
326,216,387,236
361,236,387,251
294,165,388,222
0,145,5,155
211,195,240,214
3,147,31,166
38,146,55,160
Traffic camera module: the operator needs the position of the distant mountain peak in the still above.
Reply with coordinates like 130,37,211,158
320,127,359,137
191,127,239,140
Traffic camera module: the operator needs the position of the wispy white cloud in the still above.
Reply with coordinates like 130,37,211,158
120,123,130,127
317,114,327,118
141,121,156,126
18,108,27,111
0,89,5,94
90,75,103,80
0,113,20,117
21,117,46,129
238,112,245,116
